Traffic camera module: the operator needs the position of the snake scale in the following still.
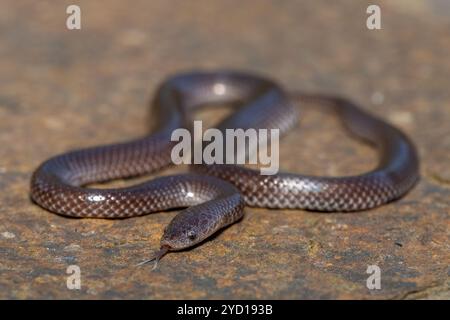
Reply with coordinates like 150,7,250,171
30,71,419,267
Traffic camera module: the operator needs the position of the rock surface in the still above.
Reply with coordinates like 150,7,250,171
0,0,448,299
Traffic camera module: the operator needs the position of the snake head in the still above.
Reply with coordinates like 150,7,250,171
160,209,207,250
136,212,205,269
160,224,201,250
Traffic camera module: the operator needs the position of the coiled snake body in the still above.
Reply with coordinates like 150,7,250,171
30,71,419,267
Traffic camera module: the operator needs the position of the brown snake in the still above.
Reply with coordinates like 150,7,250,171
30,71,419,268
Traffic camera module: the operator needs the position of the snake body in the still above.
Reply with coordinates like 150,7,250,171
30,71,419,264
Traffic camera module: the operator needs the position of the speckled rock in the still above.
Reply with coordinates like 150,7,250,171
0,0,448,299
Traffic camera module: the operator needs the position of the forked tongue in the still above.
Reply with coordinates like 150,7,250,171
136,245,170,270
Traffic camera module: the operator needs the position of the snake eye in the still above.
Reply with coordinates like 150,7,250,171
187,230,197,241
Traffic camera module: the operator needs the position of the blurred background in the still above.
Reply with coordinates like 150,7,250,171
0,0,448,299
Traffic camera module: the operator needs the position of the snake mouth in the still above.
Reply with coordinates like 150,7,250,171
159,244,172,253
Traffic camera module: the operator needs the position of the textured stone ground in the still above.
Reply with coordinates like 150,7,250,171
0,0,448,299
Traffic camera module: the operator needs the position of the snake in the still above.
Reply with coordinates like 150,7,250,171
30,71,419,268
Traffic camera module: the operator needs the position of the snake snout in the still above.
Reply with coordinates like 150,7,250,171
161,225,201,250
